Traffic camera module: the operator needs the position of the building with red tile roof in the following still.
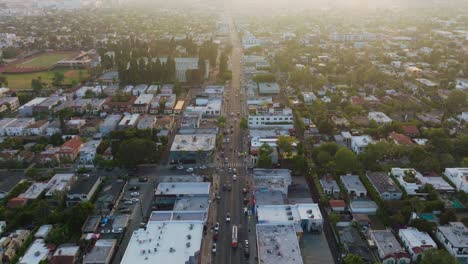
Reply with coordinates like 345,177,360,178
58,136,83,162
389,132,414,145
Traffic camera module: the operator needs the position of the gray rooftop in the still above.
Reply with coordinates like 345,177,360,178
173,195,210,211
370,230,405,256
83,239,116,263
437,222,468,248
254,190,285,206
366,172,402,194
341,175,367,193
256,224,303,264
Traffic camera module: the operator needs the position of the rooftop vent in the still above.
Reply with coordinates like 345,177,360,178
169,247,175,253
186,242,191,248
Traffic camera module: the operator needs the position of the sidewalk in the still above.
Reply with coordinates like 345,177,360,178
200,172,219,264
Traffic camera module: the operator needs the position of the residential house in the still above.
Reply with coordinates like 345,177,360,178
319,176,340,198
351,135,374,154
370,230,411,264
131,94,153,114
136,115,157,130
341,175,367,198
50,244,80,264
24,120,49,136
368,111,393,125
99,115,122,135
444,168,468,192
82,239,117,264
0,97,19,112
436,222,468,264
118,114,140,129
57,136,83,162
366,172,402,200
3,118,35,136
79,139,102,167
398,228,437,262
390,168,424,195
104,96,136,113
66,174,102,207
389,132,414,145
18,97,47,116
258,82,280,95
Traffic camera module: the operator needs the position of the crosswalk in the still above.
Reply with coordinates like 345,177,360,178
213,162,248,168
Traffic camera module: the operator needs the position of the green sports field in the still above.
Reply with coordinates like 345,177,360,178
0,69,89,89
19,53,75,68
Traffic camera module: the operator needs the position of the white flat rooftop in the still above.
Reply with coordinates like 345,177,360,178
19,182,48,199
46,173,74,196
121,221,203,264
170,134,216,152
19,239,49,264
257,204,322,223
256,224,303,264
155,182,210,196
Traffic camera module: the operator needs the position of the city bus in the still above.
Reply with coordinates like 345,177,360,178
231,225,238,248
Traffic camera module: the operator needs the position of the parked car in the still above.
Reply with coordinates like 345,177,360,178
130,192,139,196
176,165,184,170
212,243,217,254
186,168,194,173
214,222,220,231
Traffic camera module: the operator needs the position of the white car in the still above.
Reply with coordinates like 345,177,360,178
131,198,139,203
186,168,194,173
226,212,231,222
214,222,220,231
176,165,184,170
130,192,139,197
212,243,217,254
233,174,237,181
233,168,237,173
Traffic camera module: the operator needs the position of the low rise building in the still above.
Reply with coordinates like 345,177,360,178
320,176,340,198
66,174,102,207
18,182,48,200
132,84,148,96
0,97,20,112
18,97,47,116
169,134,216,163
366,172,402,200
256,204,323,232
45,173,76,197
368,111,393,125
351,135,374,154
256,224,303,264
399,228,437,261
57,136,83,162
341,174,367,198
370,230,411,264
99,114,122,135
248,104,294,129
118,114,140,129
33,96,66,113
50,244,80,264
82,239,117,264
390,168,424,195
3,118,35,136
349,200,378,215
131,93,153,114
2,229,31,262
258,82,280,94
121,220,203,264
136,115,157,130
436,222,468,264
150,94,176,114
18,239,49,264
302,92,317,104
79,139,101,166
444,168,468,192
253,169,292,195
24,120,49,136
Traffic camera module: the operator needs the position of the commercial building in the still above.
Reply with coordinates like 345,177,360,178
444,168,468,192
436,222,468,264
253,169,292,195
341,174,367,198
398,228,437,262
256,204,323,232
169,134,216,163
33,96,66,113
258,82,280,94
366,172,402,200
155,182,210,196
248,104,294,129
82,239,117,264
256,224,303,264
369,230,410,264
121,220,204,264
